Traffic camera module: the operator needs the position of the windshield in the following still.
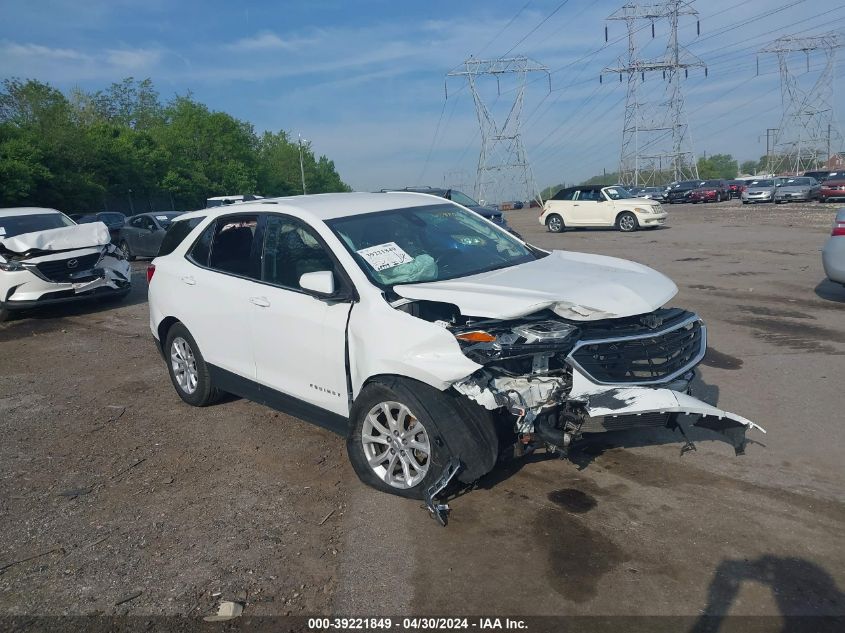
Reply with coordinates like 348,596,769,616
603,186,635,200
0,213,75,239
448,190,479,207
749,180,774,187
327,204,538,287
784,178,812,186
152,213,182,227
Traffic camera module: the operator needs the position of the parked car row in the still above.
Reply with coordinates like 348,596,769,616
740,177,826,204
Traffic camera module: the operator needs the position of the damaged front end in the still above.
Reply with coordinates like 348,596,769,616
0,223,131,308
447,307,764,456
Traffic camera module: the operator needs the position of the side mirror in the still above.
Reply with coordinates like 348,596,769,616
299,270,336,296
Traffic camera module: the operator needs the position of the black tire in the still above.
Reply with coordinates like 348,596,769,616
347,377,498,499
616,211,638,232
119,240,135,261
0,305,11,323
545,213,564,233
164,322,221,407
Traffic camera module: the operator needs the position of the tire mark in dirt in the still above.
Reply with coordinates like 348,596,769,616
726,316,845,355
736,305,815,320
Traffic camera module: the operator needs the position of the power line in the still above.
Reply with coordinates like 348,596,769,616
475,1,533,57
501,0,572,58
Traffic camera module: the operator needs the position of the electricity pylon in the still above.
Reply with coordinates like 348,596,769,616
603,1,705,186
447,56,549,204
759,33,842,175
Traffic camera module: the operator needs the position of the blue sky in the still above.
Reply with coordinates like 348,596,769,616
2,0,844,197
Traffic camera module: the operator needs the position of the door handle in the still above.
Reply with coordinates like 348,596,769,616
573,204,579,206
249,296,271,307
181,275,196,285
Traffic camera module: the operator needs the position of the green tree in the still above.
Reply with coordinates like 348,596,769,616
697,154,738,179
739,160,759,175
0,77,351,211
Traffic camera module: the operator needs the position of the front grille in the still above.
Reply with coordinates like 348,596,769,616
32,252,102,282
569,317,704,384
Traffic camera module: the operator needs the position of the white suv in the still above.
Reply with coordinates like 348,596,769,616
539,185,667,233
148,193,760,519
0,207,131,321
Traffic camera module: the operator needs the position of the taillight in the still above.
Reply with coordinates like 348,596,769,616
833,221,845,237
146,264,156,283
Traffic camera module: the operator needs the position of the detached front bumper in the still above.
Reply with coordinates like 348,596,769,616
580,384,765,454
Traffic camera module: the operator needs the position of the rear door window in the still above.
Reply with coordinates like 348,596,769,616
205,215,259,277
159,217,205,256
552,188,575,201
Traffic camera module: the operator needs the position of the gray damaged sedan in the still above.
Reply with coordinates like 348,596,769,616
775,177,821,203
117,212,184,260
822,208,845,286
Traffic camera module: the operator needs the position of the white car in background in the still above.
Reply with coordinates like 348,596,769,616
147,192,760,523
539,185,668,233
0,207,131,322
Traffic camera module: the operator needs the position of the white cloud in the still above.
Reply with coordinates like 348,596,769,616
226,31,314,52
106,48,162,70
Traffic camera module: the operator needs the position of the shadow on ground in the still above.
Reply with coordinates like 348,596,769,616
814,278,845,304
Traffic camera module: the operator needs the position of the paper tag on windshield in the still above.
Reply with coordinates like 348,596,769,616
356,242,413,271
155,215,168,221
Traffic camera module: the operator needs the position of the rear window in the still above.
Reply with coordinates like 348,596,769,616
158,217,206,257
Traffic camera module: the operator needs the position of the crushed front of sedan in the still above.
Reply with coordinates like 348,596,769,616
0,222,131,313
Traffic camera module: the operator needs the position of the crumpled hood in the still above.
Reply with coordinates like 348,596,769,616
778,185,810,192
0,222,110,254
746,187,775,193
394,250,678,321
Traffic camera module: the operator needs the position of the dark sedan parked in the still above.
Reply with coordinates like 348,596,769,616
665,180,702,203
116,212,184,259
69,212,126,240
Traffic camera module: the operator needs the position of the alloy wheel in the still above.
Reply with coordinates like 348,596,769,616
361,401,431,489
170,336,198,394
547,215,562,232
619,214,636,232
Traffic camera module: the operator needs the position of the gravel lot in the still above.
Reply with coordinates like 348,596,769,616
1,199,843,621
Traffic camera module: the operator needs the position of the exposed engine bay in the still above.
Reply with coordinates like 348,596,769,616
395,299,764,457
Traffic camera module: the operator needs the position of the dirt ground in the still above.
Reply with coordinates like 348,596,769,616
0,199,843,623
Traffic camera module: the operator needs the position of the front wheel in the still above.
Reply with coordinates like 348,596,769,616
0,305,11,323
347,378,498,499
616,211,638,232
164,323,221,406
546,214,564,233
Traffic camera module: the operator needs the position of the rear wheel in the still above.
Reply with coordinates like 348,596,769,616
616,211,638,232
0,305,10,323
164,323,220,406
546,214,564,233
